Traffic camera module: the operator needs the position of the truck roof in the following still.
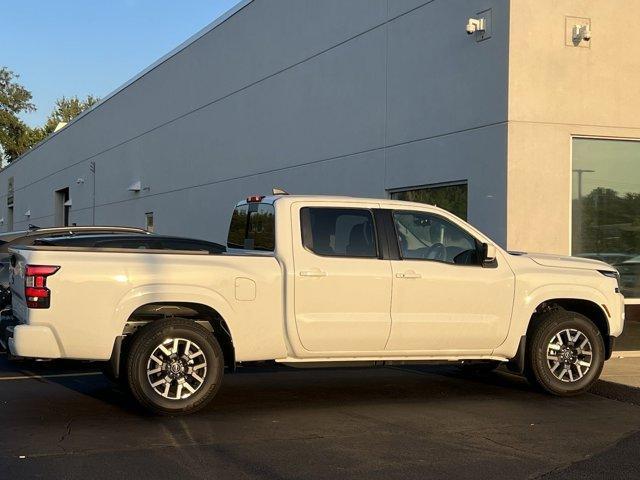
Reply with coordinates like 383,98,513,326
238,194,445,213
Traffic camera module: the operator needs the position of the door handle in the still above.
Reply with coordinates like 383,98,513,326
396,270,421,279
300,269,327,277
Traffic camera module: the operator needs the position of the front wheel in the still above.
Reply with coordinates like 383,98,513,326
126,318,224,415
525,309,604,396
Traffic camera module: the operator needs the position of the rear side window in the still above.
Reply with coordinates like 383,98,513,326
227,203,275,251
300,208,377,258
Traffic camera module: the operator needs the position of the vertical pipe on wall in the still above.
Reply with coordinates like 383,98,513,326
90,161,96,225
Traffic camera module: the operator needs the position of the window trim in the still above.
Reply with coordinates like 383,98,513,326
391,209,484,267
300,206,380,259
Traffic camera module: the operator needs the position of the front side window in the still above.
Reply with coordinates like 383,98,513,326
572,138,640,298
227,203,275,251
393,211,479,265
301,208,377,258
390,182,468,220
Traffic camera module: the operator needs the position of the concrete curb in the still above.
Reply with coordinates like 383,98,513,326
592,379,640,405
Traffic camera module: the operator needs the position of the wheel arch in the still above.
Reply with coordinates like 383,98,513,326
108,292,237,379
527,298,609,338
508,296,613,374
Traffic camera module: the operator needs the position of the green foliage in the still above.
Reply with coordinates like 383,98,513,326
0,67,37,162
392,184,468,220
42,95,99,135
575,187,640,255
0,66,99,164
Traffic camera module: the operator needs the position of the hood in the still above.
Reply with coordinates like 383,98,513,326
519,252,612,271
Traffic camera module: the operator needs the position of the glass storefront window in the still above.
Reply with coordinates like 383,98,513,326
390,182,468,220
572,138,640,298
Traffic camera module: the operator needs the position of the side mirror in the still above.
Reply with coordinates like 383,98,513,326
482,243,497,264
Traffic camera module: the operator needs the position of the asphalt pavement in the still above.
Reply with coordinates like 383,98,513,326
1,353,639,480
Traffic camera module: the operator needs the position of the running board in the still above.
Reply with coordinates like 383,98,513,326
276,355,510,366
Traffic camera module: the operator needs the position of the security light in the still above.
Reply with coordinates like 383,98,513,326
466,17,485,35
128,181,142,193
573,24,591,42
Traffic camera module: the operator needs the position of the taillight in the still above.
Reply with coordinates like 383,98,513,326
24,265,60,309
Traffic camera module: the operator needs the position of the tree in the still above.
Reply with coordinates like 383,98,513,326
0,67,37,163
0,67,99,164
42,95,99,135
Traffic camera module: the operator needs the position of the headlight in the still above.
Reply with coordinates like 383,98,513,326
599,269,620,283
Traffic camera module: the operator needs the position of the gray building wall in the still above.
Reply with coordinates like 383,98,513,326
0,0,510,245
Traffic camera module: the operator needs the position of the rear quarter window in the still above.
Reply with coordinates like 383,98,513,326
227,203,275,251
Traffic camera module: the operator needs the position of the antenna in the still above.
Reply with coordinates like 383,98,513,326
272,187,289,196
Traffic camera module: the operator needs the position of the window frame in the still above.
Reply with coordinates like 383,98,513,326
390,209,484,267
300,206,381,259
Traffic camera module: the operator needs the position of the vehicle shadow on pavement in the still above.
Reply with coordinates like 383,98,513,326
37,363,541,418
4,360,640,480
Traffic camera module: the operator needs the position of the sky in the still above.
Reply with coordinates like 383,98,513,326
4,0,241,127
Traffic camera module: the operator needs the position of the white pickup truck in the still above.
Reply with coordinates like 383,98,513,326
8,194,625,414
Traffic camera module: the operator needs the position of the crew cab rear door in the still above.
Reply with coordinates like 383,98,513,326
291,201,392,353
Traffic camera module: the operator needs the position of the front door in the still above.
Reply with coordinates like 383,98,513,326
292,203,392,353
387,209,515,353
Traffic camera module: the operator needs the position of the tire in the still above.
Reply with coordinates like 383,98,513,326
525,309,604,396
126,318,224,415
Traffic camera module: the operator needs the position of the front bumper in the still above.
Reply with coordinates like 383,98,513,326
8,323,62,359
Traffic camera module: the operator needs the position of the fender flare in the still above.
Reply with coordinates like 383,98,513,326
498,284,610,368
514,284,609,339
112,284,237,341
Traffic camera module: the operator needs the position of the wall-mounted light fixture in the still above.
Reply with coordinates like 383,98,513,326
76,178,85,185
128,180,142,193
466,17,485,35
572,24,591,43
25,209,31,218
0,218,4,226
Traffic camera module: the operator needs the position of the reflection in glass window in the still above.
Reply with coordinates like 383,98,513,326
227,203,275,251
390,183,468,220
301,208,377,258
572,138,640,298
393,211,479,265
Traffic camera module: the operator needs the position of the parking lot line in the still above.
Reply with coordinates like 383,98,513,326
0,372,102,381
613,351,640,358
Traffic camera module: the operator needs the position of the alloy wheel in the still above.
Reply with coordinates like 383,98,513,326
146,337,208,400
546,328,593,383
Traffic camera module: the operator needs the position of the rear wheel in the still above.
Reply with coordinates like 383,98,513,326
127,318,224,415
525,309,604,396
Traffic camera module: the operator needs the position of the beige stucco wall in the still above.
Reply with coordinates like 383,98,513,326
507,0,640,253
